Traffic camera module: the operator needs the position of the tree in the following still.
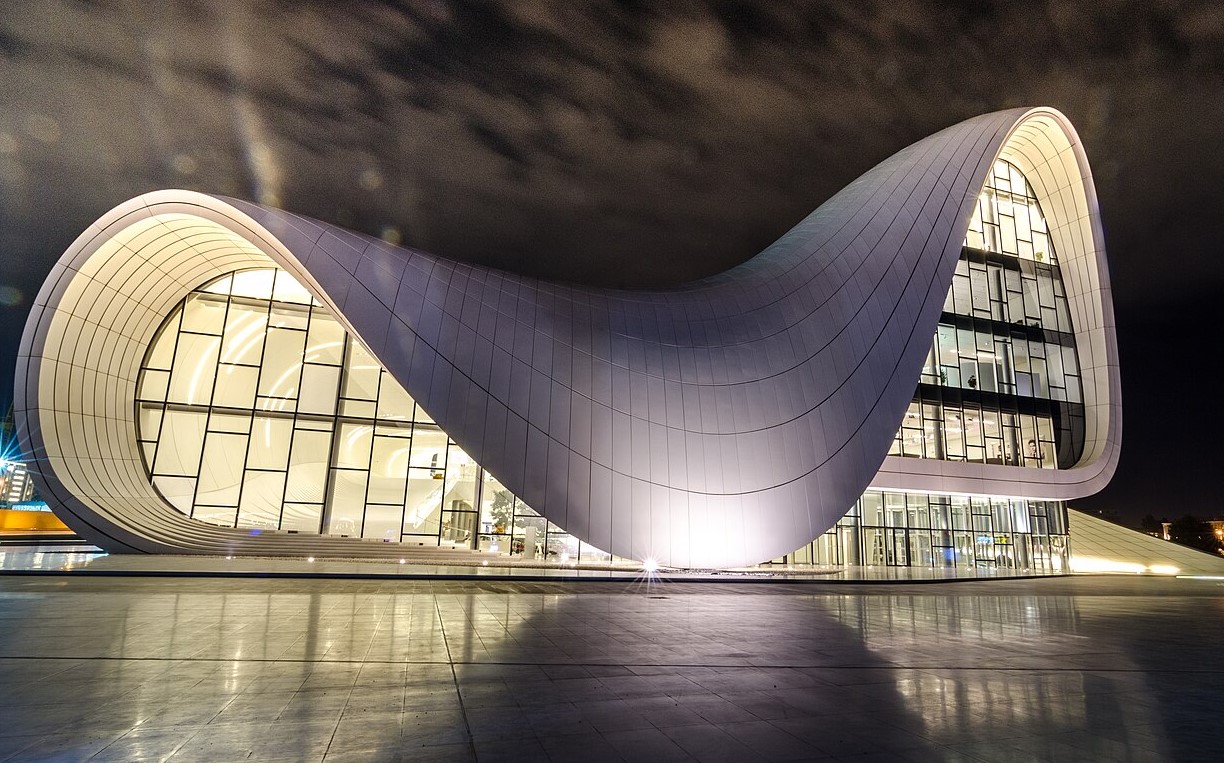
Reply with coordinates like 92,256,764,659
488,489,513,533
1140,514,1164,536
1166,515,1223,554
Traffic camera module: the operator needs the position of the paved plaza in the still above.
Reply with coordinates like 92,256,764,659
0,569,1220,762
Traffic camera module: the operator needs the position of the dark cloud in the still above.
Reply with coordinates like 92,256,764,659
1,0,1222,521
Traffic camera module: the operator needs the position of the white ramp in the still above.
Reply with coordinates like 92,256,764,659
1069,509,1224,576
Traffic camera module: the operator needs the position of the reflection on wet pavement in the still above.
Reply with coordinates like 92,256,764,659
0,575,1219,761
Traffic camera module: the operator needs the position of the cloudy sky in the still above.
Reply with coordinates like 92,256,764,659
2,0,1223,522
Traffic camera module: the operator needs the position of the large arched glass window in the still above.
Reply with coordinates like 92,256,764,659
891,159,1086,470
965,159,1056,263
134,268,476,545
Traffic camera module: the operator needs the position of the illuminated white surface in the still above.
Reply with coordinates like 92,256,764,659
1068,509,1224,577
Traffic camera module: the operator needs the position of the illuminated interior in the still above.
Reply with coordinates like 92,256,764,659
890,159,1085,469
965,159,1056,263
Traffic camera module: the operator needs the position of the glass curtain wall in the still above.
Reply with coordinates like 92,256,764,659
477,472,612,564
134,268,612,561
0,461,37,505
783,491,1069,573
889,159,1086,470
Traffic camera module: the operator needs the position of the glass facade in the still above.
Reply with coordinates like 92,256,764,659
134,268,612,561
0,461,37,506
965,159,1057,264
892,159,1085,470
476,472,613,564
784,491,1069,573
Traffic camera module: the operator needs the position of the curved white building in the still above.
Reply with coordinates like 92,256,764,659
13,107,1120,569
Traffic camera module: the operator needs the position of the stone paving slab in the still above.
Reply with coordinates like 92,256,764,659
0,575,1221,761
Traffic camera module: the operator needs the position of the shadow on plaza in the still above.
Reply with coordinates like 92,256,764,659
426,581,1190,760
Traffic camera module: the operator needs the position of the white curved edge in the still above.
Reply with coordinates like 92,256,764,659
13,191,454,558
14,107,1119,567
871,107,1121,500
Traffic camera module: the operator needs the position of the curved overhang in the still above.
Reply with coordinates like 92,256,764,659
14,107,1120,567
870,107,1121,499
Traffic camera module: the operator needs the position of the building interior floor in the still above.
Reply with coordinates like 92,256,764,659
0,550,1221,762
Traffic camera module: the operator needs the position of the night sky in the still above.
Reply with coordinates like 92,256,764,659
2,1,1223,524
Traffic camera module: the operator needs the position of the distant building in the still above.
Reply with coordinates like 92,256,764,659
13,107,1121,570
0,461,36,507
1,405,37,506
